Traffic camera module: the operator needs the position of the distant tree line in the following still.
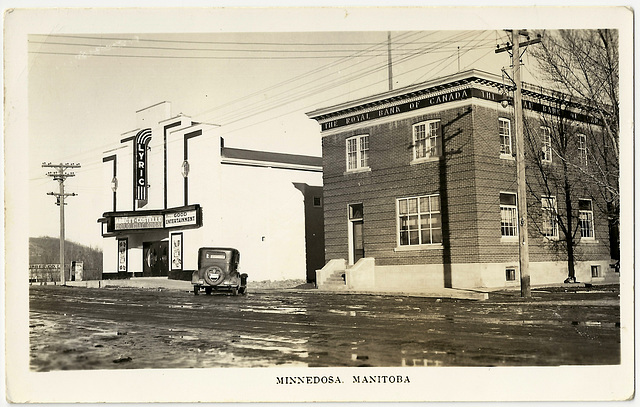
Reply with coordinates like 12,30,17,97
29,236,103,280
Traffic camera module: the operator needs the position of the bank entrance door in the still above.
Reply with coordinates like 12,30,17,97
348,203,364,265
143,241,169,277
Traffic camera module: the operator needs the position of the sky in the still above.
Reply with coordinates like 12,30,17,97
25,26,537,248
14,7,629,250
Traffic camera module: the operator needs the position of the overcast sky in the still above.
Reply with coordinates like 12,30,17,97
9,7,629,250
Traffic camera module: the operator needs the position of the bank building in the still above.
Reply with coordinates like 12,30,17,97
306,69,619,292
98,102,324,283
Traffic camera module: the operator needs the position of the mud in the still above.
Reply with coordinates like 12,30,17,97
29,285,620,371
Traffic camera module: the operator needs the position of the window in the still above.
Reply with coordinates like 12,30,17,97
349,203,363,220
346,135,369,171
499,118,512,157
505,268,516,281
541,127,552,162
591,265,601,278
413,120,441,161
578,134,588,166
313,196,322,207
579,199,594,239
398,194,442,246
500,193,518,237
541,196,558,239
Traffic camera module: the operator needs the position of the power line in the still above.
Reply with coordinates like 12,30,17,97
29,39,491,55
30,33,497,47
190,31,428,121
207,31,486,126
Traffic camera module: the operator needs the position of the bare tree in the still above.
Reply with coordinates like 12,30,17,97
529,29,619,260
524,97,596,282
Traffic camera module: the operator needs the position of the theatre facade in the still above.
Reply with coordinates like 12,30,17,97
98,102,323,283
307,69,618,292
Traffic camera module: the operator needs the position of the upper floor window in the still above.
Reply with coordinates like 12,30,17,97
346,135,369,171
412,120,441,161
578,134,588,166
500,192,518,238
541,196,558,239
541,127,552,162
499,118,512,157
579,199,595,239
398,194,442,246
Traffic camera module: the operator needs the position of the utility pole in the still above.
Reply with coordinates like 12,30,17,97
43,162,80,285
496,30,541,298
387,31,393,91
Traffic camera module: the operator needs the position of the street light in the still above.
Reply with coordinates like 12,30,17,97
111,176,118,192
181,160,190,178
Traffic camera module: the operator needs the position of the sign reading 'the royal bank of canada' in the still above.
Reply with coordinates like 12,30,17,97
134,128,152,205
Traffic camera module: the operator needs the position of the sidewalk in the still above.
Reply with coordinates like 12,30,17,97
64,277,489,300
61,277,618,301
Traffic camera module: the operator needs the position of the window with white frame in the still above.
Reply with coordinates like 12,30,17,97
398,194,442,246
413,120,441,160
579,199,595,239
541,196,558,239
578,134,588,166
500,193,518,237
541,127,552,162
505,268,516,281
499,118,512,157
346,135,369,171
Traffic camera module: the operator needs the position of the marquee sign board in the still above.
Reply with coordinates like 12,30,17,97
114,214,164,230
164,210,198,228
103,205,203,234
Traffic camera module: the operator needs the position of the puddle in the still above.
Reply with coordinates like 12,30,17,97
240,306,306,315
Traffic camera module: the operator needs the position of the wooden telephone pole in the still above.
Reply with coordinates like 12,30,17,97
496,30,541,298
43,162,80,285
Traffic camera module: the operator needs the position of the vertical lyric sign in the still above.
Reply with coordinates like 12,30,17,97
134,128,152,206
171,233,183,271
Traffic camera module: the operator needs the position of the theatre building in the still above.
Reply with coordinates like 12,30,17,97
307,69,618,292
98,102,323,283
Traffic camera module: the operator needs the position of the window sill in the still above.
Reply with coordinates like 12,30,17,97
411,156,442,165
542,236,559,242
500,154,515,161
344,167,371,175
394,244,443,252
500,237,519,243
579,238,599,244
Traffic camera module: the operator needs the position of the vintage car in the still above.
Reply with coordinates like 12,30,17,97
192,247,247,295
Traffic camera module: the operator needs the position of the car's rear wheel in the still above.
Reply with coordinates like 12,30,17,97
203,265,225,286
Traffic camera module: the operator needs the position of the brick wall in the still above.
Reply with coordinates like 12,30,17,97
322,100,611,270
323,104,481,266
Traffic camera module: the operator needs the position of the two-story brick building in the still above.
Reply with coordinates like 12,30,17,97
307,69,617,292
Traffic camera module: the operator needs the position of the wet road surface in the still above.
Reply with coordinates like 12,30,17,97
29,285,620,371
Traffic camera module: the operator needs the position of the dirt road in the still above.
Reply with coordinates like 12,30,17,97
29,284,620,371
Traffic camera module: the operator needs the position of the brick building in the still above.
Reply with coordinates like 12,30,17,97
306,69,618,292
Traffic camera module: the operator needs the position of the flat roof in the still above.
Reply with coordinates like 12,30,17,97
221,147,322,168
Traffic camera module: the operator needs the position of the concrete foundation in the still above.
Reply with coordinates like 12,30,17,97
317,257,619,292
